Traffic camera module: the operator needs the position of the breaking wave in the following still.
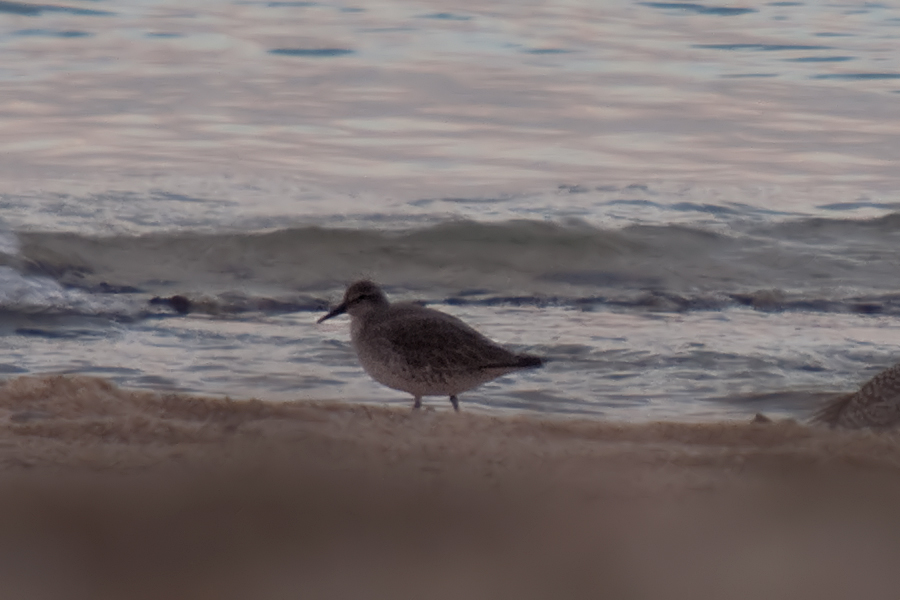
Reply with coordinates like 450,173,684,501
3,213,900,319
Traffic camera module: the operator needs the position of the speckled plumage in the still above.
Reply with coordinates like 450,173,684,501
318,281,542,411
812,362,900,429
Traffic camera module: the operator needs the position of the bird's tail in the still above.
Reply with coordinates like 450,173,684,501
481,354,543,370
516,354,543,368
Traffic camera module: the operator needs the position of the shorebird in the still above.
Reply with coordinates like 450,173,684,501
812,361,900,429
317,280,543,411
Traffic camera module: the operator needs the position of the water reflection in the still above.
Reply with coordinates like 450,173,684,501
0,0,898,207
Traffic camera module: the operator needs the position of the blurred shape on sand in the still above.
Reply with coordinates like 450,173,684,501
813,361,900,429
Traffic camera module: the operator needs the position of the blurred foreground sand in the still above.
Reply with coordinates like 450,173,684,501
1,375,900,600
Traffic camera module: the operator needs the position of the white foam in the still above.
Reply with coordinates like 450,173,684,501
0,266,131,315
0,228,20,257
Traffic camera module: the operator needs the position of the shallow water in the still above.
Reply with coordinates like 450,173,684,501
2,0,900,419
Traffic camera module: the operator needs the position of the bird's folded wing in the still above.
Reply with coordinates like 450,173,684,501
369,314,521,372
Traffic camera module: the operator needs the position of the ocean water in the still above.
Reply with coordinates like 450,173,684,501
2,0,900,420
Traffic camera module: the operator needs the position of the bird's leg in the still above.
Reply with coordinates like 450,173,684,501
449,395,459,412
413,396,422,410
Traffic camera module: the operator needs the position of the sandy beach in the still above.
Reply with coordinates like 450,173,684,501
1,375,899,599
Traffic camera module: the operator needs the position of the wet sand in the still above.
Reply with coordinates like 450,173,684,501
1,375,900,599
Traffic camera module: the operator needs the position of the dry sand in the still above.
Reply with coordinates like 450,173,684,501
1,375,900,599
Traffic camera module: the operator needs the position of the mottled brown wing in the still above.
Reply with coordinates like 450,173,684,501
366,308,526,373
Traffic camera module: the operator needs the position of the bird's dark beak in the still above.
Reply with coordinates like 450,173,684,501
317,302,348,323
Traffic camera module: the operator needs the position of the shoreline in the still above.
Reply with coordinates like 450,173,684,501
0,374,891,473
1,374,900,598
